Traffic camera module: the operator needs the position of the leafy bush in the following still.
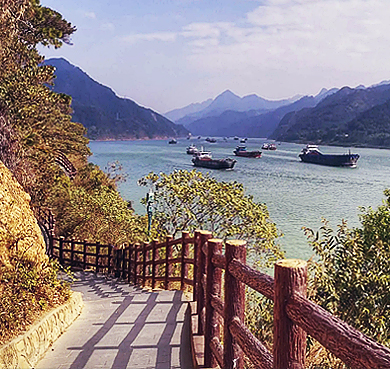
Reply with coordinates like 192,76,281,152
306,213,390,346
48,163,147,245
0,257,71,345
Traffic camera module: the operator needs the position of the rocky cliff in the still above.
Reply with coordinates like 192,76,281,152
0,161,47,270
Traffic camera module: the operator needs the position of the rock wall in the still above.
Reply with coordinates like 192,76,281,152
0,161,47,269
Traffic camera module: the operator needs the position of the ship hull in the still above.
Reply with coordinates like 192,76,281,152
192,157,236,169
234,151,261,158
299,153,360,167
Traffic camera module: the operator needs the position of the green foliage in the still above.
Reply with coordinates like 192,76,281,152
305,194,390,347
0,0,87,207
139,169,284,267
0,257,71,345
245,289,274,348
48,163,147,245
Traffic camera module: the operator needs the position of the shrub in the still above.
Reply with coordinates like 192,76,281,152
0,257,71,345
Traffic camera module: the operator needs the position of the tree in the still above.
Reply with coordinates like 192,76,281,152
138,169,284,267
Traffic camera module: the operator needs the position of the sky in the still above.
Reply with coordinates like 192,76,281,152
40,0,390,114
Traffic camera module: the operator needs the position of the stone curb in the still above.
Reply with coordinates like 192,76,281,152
0,291,84,369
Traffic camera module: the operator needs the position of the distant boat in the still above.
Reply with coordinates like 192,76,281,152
262,142,276,150
186,144,199,155
233,145,261,158
299,145,360,167
240,138,247,143
192,151,236,169
205,137,217,143
234,136,239,140
169,139,177,144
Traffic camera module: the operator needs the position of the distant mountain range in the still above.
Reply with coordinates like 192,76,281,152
271,84,390,147
45,58,189,140
165,82,390,148
46,58,390,147
165,88,337,138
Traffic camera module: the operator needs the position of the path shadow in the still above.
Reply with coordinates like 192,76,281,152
64,272,192,369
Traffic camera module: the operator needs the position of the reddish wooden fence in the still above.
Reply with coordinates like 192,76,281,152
49,230,390,369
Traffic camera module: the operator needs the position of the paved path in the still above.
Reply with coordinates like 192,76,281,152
35,272,193,369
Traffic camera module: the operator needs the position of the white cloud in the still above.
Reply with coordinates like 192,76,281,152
84,11,96,19
122,32,177,44
181,23,222,39
101,23,115,32
181,0,390,75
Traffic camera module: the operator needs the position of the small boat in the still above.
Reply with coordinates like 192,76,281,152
169,139,177,144
233,145,261,158
205,137,217,143
186,144,199,155
299,145,360,167
262,142,276,150
240,138,247,143
234,136,239,140
192,152,236,169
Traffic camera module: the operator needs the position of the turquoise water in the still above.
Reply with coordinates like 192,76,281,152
89,138,390,260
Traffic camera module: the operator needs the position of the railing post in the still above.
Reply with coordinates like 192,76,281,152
127,245,132,284
197,230,212,335
142,242,147,286
59,236,64,265
70,238,75,266
193,231,201,302
151,239,158,290
165,235,173,290
205,238,223,368
224,240,246,369
83,239,87,270
273,259,307,369
114,246,120,278
107,245,113,274
180,231,190,290
121,246,126,279
134,243,140,285
95,242,100,273
49,229,55,257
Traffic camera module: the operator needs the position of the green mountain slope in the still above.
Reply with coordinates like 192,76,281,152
272,85,390,146
46,58,189,140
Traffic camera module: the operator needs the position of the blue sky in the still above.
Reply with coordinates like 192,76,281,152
40,0,390,114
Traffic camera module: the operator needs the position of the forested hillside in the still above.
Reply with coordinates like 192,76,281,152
46,58,189,140
271,84,390,146
0,0,146,244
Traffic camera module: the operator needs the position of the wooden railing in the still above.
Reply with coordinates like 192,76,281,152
48,230,390,369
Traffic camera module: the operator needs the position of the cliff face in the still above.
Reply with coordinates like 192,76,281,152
0,161,47,269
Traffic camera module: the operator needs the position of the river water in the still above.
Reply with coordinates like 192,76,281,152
89,138,390,260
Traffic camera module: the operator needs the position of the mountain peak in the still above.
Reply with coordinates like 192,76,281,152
219,89,237,97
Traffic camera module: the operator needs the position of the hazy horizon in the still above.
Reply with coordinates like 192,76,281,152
40,0,390,114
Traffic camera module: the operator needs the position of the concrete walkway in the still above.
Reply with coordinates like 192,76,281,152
35,271,193,369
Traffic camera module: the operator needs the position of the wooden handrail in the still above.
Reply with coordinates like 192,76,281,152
287,292,390,369
228,258,274,301
48,231,390,369
229,317,272,369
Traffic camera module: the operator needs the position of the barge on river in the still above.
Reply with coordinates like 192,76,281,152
299,145,360,168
